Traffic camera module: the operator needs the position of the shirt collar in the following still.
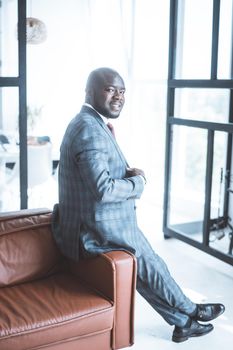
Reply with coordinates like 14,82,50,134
83,103,108,124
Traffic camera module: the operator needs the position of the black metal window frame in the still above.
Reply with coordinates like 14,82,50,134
163,0,233,265
0,0,27,209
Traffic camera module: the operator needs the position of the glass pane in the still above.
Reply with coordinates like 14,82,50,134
228,149,233,254
175,0,213,78
27,139,56,210
0,87,20,212
209,134,233,255
218,0,233,79
210,132,228,220
168,125,207,242
0,0,18,77
174,89,230,123
128,82,167,205
133,0,169,80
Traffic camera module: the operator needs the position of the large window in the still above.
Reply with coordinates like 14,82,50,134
0,0,170,212
164,0,233,265
0,0,27,211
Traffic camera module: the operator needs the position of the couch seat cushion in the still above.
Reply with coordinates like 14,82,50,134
0,272,114,350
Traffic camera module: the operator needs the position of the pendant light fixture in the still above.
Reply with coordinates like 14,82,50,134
26,0,47,44
26,17,47,44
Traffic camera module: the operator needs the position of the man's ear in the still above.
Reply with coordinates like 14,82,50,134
85,88,95,103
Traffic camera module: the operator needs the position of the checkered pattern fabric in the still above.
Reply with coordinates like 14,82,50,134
52,105,196,327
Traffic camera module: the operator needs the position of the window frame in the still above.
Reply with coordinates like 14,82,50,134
163,0,233,265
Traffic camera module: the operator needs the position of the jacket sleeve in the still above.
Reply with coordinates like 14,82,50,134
71,122,144,203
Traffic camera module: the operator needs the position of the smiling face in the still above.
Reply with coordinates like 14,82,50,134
86,68,125,119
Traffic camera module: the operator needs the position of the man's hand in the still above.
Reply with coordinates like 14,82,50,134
126,167,145,178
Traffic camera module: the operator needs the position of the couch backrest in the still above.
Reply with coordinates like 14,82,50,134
0,208,63,287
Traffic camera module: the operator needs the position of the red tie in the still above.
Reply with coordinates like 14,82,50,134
107,122,116,138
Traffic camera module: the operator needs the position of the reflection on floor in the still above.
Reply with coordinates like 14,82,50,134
168,218,233,258
209,227,233,255
126,201,233,350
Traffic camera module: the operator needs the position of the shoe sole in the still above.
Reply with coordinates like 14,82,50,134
172,326,214,343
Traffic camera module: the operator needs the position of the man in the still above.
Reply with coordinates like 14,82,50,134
52,67,225,343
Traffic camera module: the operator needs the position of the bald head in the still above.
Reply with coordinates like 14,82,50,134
85,67,125,119
85,67,123,93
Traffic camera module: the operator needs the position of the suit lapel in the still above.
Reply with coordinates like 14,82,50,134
81,106,129,167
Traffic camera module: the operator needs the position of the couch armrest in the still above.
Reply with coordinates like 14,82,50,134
69,250,137,349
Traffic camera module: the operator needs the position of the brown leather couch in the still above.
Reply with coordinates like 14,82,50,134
0,208,137,350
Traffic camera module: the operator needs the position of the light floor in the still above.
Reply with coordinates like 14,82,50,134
125,201,233,349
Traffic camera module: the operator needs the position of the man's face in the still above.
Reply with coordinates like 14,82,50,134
91,73,125,119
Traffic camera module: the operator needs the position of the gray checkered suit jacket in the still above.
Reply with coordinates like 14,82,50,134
52,105,144,260
52,105,196,327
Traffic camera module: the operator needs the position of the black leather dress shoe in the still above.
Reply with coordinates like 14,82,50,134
172,320,213,343
194,303,225,322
